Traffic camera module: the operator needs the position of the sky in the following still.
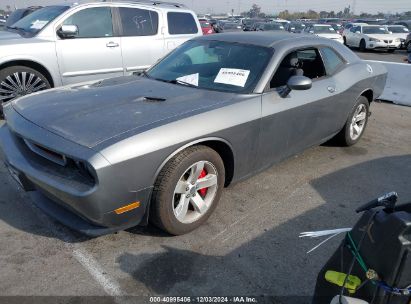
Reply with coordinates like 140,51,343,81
0,0,410,15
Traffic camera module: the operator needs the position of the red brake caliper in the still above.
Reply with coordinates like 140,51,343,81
198,169,208,197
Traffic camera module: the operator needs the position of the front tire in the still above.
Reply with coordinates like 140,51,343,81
359,39,366,52
150,146,225,235
0,66,51,104
336,96,370,146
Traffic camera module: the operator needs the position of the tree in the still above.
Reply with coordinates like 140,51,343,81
247,4,262,18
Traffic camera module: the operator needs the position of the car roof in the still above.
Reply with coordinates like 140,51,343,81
195,32,321,48
81,0,189,10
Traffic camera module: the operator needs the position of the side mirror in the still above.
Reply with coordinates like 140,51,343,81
57,24,78,39
309,30,314,34
287,75,312,91
280,76,312,98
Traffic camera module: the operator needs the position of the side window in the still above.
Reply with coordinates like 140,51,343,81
320,47,345,75
270,48,326,89
167,12,198,35
118,7,158,36
62,7,113,38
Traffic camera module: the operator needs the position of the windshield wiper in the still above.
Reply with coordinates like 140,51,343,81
167,79,198,88
6,25,26,33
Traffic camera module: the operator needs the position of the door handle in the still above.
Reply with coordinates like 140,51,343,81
327,86,336,93
106,42,119,48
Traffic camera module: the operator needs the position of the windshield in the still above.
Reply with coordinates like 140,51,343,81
147,40,272,94
8,6,69,36
313,26,336,33
264,23,284,30
388,26,409,33
292,23,306,30
362,26,389,34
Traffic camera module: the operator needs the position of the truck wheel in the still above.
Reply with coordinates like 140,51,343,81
150,145,225,235
0,66,51,104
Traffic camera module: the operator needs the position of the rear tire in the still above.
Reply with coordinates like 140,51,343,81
150,145,225,235
335,96,370,146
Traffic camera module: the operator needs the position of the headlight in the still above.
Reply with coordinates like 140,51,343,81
395,38,401,42
369,37,380,42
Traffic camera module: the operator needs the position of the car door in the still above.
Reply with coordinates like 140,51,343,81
55,6,124,85
116,6,165,75
257,48,344,168
163,11,201,55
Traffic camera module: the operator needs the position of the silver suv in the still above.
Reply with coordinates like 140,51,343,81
0,1,201,105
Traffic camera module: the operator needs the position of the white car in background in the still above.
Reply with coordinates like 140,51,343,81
344,24,401,52
303,24,344,44
384,25,409,48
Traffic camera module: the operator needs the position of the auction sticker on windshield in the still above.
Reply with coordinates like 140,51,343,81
176,73,199,86
214,68,250,87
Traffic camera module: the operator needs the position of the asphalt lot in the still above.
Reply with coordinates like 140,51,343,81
0,101,410,302
353,48,409,63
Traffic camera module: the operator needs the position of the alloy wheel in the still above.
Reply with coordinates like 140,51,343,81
0,72,48,103
349,104,367,141
172,160,218,224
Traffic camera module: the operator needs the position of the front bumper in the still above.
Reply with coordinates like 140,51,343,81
0,119,152,236
367,40,401,50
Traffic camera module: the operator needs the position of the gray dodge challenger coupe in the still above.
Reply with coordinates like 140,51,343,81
0,32,387,236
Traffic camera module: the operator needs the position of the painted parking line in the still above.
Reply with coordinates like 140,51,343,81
5,172,126,299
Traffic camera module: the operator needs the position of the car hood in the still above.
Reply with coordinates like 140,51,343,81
316,33,342,39
366,34,397,40
0,30,24,41
11,76,235,148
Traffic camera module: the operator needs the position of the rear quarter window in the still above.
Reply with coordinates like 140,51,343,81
167,12,198,35
320,47,345,75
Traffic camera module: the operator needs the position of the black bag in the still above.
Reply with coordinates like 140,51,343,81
313,202,411,304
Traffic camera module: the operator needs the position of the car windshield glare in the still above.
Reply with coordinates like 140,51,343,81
362,26,389,34
147,40,272,94
9,5,69,36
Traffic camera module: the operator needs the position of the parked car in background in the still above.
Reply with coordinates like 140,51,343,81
255,22,284,31
394,20,411,30
0,16,6,28
0,1,201,108
242,18,263,31
406,32,411,49
285,21,309,33
4,6,43,28
384,25,409,48
344,24,401,52
0,32,387,236
220,22,243,33
330,23,344,35
304,24,344,44
199,20,214,35
318,18,340,24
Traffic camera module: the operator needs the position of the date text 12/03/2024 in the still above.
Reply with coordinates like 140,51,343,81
149,297,258,303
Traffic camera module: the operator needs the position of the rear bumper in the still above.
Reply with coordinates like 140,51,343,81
0,122,152,236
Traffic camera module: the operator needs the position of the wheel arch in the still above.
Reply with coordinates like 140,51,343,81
154,137,235,188
0,60,55,87
360,88,373,104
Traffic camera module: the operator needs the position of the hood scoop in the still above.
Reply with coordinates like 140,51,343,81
143,96,166,102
